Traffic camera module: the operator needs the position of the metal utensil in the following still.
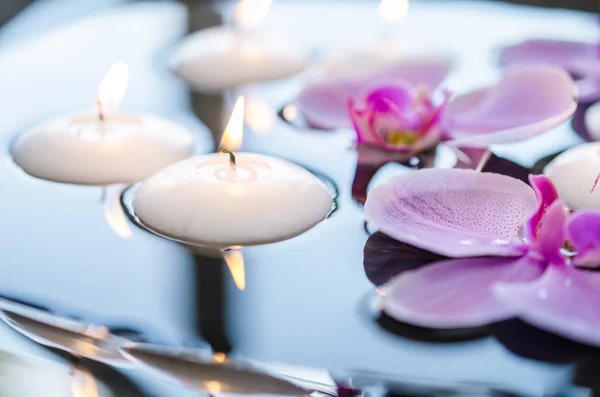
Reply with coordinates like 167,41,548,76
0,305,132,367
120,343,311,396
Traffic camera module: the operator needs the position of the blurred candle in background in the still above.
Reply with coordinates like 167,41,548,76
322,0,411,76
170,0,309,93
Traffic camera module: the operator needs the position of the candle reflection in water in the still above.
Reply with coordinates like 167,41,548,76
223,248,246,291
102,185,132,239
71,366,100,397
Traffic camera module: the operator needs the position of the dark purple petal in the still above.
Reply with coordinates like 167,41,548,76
524,174,559,244
495,264,600,347
567,211,600,269
384,256,545,328
364,169,536,257
363,232,447,286
445,65,577,148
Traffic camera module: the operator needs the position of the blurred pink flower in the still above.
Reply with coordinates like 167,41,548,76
297,59,577,153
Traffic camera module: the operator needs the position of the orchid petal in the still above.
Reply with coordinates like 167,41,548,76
297,58,451,130
364,169,536,257
525,174,559,244
500,40,600,102
445,65,577,148
495,264,600,347
384,256,545,328
567,211,600,269
534,200,569,266
499,39,599,70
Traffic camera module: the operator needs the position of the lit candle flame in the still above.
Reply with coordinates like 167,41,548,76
220,96,245,151
379,0,409,22
70,366,100,397
102,185,132,239
223,248,246,291
234,0,273,29
97,62,129,117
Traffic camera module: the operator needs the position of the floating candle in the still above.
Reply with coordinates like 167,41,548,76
133,97,332,248
170,0,308,93
544,142,600,210
322,0,410,76
12,62,194,185
585,101,600,141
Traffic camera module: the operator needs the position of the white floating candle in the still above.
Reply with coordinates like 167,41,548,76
170,0,308,93
585,101,600,141
134,97,332,248
322,0,410,76
544,142,600,210
13,62,194,185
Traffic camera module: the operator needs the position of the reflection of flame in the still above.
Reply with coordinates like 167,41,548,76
71,367,100,397
245,97,275,134
234,0,273,29
102,185,132,238
379,0,409,21
220,96,245,151
282,105,299,122
97,62,129,112
205,381,224,393
213,352,227,364
223,249,246,291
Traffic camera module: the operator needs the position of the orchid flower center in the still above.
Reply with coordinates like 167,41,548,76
385,130,419,147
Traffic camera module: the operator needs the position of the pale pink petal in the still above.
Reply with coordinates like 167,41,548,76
364,169,537,258
524,174,559,243
494,264,600,347
499,40,599,70
296,58,451,130
384,256,545,328
296,78,361,129
445,65,577,148
567,211,600,269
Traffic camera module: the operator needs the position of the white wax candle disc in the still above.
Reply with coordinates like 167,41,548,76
584,101,600,141
13,113,194,185
134,153,333,247
170,26,309,93
544,142,600,210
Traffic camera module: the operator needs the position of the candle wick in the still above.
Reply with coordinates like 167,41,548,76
96,100,105,122
220,149,237,169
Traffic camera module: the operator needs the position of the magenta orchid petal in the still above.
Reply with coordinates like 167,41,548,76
445,65,577,148
366,86,414,112
349,99,386,146
364,169,537,258
296,57,451,130
524,174,559,244
494,264,600,347
384,256,546,328
534,200,569,266
567,211,600,269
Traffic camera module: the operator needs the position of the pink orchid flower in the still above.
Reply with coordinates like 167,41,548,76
500,39,600,103
297,59,577,153
365,168,600,347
